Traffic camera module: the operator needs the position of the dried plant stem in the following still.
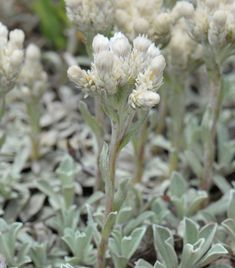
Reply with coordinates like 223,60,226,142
201,66,222,190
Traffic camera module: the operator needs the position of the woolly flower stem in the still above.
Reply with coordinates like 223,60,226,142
0,97,5,120
26,97,41,161
96,106,135,268
201,66,223,190
133,113,148,183
168,78,185,174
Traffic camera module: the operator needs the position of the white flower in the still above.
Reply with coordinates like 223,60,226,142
68,32,165,109
65,0,114,35
129,90,160,109
133,36,152,53
92,34,110,54
18,44,47,98
172,1,194,21
0,22,25,95
110,32,131,57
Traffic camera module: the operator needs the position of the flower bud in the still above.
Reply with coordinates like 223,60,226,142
9,29,25,48
0,23,8,47
110,32,131,57
172,1,194,20
212,10,227,28
129,90,160,109
115,9,130,28
9,50,23,66
94,51,114,74
133,36,152,52
150,55,166,76
67,65,84,83
147,44,161,58
133,18,149,35
92,34,110,54
154,13,172,35
26,44,41,60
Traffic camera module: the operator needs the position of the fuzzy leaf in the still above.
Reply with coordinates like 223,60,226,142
153,225,178,268
79,101,103,140
197,243,228,267
183,218,199,245
169,172,187,198
121,226,146,260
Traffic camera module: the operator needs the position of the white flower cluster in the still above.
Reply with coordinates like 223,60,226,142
115,0,171,45
0,22,25,96
65,0,114,35
188,0,235,49
114,0,194,47
19,44,47,99
166,20,202,74
68,32,166,109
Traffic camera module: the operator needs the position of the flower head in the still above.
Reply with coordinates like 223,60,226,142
0,22,25,96
65,0,114,35
68,32,165,109
18,44,47,99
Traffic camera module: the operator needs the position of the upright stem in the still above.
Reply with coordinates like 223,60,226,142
26,97,41,161
95,98,105,191
96,105,135,268
156,87,168,135
133,115,148,183
201,66,222,190
96,120,120,268
0,97,5,120
168,79,185,174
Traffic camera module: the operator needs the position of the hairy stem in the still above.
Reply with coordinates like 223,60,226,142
156,88,168,135
201,66,222,190
96,120,120,268
96,105,135,268
133,115,148,183
95,98,105,191
26,97,41,161
0,97,5,120
168,80,185,174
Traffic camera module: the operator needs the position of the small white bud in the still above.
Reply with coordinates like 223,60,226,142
150,55,166,76
0,23,8,47
133,18,149,35
154,13,172,34
129,90,160,109
147,44,161,58
9,29,25,48
212,11,227,28
26,44,41,60
92,34,110,54
172,1,194,20
133,36,152,52
115,9,130,28
67,65,83,83
110,32,131,57
94,50,114,74
9,50,23,66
